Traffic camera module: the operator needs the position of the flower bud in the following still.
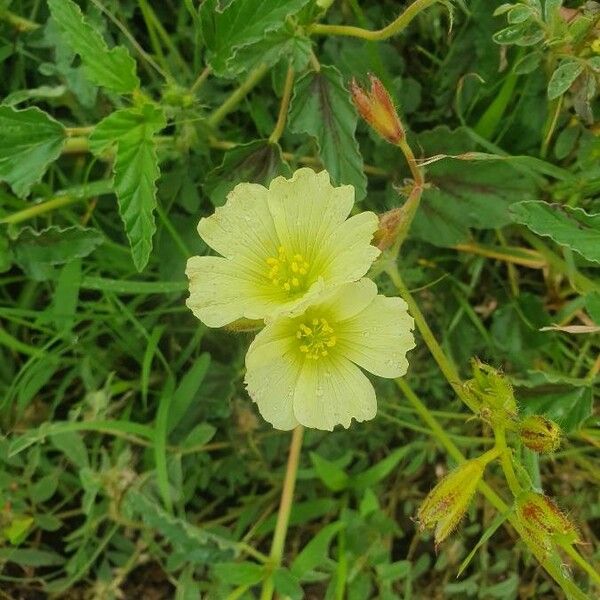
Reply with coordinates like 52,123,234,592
417,458,485,548
516,492,579,554
518,415,561,453
350,74,404,144
463,359,518,427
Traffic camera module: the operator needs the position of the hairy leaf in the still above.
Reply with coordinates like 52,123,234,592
289,65,367,200
204,140,291,206
48,0,139,93
510,201,600,263
547,60,584,100
411,126,538,247
90,104,166,271
11,225,104,281
0,106,65,197
200,0,310,76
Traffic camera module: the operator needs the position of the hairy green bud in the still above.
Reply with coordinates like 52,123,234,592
463,359,518,427
417,458,486,548
519,415,561,453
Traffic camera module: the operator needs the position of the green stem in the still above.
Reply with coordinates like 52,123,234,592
309,0,441,41
562,541,600,587
495,427,522,497
386,267,478,413
260,425,304,600
207,63,270,128
268,65,295,144
0,8,39,31
190,66,212,95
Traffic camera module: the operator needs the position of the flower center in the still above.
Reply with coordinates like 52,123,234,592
296,317,336,360
266,246,310,293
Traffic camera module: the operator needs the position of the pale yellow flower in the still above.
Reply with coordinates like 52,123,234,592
244,278,415,431
186,168,380,327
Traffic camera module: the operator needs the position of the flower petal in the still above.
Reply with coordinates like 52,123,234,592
337,295,415,378
316,211,380,285
292,355,377,430
198,182,279,267
318,278,378,321
186,256,277,327
245,321,301,430
266,168,354,261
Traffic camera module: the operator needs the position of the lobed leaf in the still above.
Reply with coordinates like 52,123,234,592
48,0,139,93
289,65,367,200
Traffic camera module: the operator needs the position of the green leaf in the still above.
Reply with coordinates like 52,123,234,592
200,0,311,76
0,105,65,197
48,0,139,93
547,60,584,100
310,452,349,492
204,140,291,206
272,567,303,600
411,127,538,247
291,521,344,578
11,225,104,281
168,354,211,435
458,509,511,576
289,65,367,200
510,201,600,263
126,490,235,564
213,561,265,586
90,103,166,271
0,547,64,567
350,446,412,491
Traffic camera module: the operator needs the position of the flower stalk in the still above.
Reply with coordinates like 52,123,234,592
260,425,304,600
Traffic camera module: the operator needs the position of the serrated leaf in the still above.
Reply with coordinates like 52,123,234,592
90,104,166,271
411,127,538,247
289,65,367,200
204,140,291,206
200,0,311,76
510,201,600,263
126,490,235,564
547,60,584,100
48,0,139,93
0,105,65,197
11,225,104,281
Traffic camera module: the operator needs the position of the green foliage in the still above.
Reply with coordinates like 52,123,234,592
289,65,367,200
90,103,166,271
0,106,65,197
200,0,311,76
0,0,598,598
48,0,139,93
511,201,600,263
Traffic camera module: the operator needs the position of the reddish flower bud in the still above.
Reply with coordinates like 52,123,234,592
350,74,404,144
417,458,486,548
516,492,579,555
519,415,561,453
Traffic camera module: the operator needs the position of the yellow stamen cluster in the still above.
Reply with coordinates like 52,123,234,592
266,246,310,292
296,317,336,360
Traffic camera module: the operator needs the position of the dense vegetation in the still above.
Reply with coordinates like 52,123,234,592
0,0,598,598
